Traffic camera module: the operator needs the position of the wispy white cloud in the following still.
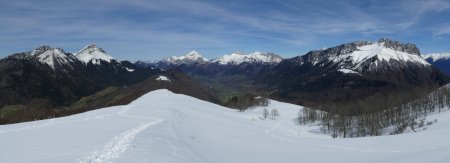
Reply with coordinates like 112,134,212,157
1,0,450,59
433,25,450,37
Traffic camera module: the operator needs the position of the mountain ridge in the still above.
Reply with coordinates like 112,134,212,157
258,38,449,111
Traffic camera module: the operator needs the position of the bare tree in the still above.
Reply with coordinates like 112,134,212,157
262,108,269,120
271,109,280,119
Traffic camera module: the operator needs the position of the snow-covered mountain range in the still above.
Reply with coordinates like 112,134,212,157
422,53,450,62
155,50,210,67
146,50,283,68
17,44,119,69
1,38,449,125
166,50,209,64
141,38,437,78
212,51,283,65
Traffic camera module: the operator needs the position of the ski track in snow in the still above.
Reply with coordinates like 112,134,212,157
0,104,163,163
78,105,164,163
264,118,287,134
78,120,163,163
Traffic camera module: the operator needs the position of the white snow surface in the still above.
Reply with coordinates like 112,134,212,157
1,89,450,163
333,42,430,68
125,68,135,72
155,76,170,82
35,48,74,68
75,45,114,65
338,69,359,74
422,53,450,62
214,51,283,65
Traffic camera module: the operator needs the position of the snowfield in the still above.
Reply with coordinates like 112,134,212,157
1,89,450,163
155,76,171,82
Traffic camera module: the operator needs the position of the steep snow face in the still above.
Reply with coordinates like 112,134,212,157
164,50,209,64
75,44,114,65
1,89,450,163
214,51,283,65
422,53,450,62
32,47,74,68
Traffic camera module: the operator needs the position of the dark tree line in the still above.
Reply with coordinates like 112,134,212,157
298,85,450,138
225,94,269,111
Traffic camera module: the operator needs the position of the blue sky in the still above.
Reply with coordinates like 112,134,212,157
1,0,450,61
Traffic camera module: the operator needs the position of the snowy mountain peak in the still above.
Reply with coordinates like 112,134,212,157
75,44,114,65
186,50,202,59
164,50,209,64
30,46,74,68
214,51,283,65
422,53,450,62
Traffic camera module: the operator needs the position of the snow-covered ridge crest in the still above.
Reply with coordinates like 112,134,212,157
213,51,283,65
422,53,450,62
74,44,114,65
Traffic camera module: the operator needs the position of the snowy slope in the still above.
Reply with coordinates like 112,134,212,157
1,89,450,163
214,51,283,65
75,44,114,65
